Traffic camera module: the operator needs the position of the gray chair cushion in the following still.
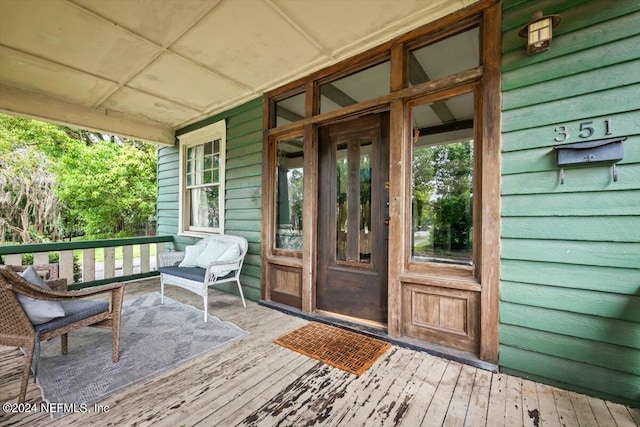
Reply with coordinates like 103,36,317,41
34,300,109,334
159,266,206,281
159,266,235,282
18,266,65,325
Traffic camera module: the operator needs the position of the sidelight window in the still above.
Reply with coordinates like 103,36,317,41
275,135,304,251
410,92,475,266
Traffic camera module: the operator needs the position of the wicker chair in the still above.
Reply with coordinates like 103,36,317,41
0,266,124,403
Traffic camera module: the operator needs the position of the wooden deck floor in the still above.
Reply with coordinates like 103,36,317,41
1,279,638,427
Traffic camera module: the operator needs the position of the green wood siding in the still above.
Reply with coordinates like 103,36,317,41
500,1,640,406
156,97,263,301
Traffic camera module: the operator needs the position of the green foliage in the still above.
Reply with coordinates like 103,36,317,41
412,141,473,255
431,194,472,251
56,140,157,238
0,113,157,242
289,169,304,230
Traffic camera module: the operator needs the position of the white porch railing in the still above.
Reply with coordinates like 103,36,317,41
0,236,174,289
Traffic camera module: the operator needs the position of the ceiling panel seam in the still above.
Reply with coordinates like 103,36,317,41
63,0,167,109
250,55,330,93
0,41,212,120
329,0,456,61
0,43,121,91
163,51,256,93
65,0,253,111
0,45,188,119
172,92,263,129
265,0,334,60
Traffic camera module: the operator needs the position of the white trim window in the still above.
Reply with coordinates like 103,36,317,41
178,120,226,236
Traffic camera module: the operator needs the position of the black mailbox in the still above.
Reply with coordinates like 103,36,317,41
554,137,625,184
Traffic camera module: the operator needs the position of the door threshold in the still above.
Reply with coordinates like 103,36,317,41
260,299,498,373
315,309,386,329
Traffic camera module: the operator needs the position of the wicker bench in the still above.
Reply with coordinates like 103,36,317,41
158,235,248,322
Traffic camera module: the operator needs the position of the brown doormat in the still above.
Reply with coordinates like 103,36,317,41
273,322,391,375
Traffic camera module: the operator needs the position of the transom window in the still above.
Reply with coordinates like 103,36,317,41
178,120,226,235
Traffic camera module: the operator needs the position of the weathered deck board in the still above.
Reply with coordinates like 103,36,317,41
485,372,507,426
398,357,448,426
521,379,540,427
552,388,580,427
568,390,599,427
535,383,561,427
213,360,322,426
442,364,476,427
421,362,462,426
588,396,618,427
338,348,415,426
0,279,637,427
608,401,639,427
505,375,524,427
462,368,491,426
381,354,437,427
371,352,425,426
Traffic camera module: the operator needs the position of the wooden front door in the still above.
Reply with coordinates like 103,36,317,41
317,113,390,324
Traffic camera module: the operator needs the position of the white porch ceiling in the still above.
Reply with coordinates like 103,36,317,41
0,0,478,145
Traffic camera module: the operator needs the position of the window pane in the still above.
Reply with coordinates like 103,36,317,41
275,92,306,128
320,60,390,115
194,145,204,170
275,136,304,251
336,153,348,261
335,138,372,264
190,186,219,228
204,141,212,155
409,27,479,86
411,92,474,265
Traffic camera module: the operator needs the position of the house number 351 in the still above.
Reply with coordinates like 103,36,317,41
554,119,613,142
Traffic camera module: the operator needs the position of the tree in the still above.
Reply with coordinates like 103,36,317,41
0,113,157,242
412,141,473,255
56,140,157,238
0,147,62,243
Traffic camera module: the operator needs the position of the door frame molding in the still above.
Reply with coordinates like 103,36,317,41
261,0,501,363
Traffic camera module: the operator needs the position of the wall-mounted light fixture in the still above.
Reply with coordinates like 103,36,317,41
518,10,561,54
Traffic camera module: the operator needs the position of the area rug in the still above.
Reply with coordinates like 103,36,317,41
35,292,249,418
273,322,391,375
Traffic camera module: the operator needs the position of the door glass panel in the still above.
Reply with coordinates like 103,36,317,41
335,138,372,264
411,92,474,265
275,136,304,251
